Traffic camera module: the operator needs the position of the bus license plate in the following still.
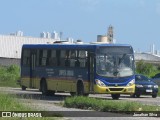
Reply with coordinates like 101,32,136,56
146,89,152,92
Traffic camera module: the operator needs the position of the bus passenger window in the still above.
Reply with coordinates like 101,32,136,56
69,50,76,67
79,59,86,68
42,50,47,66
60,50,67,66
38,50,42,66
39,50,47,66
75,59,80,67
48,50,57,66
56,50,60,66
22,49,30,66
47,50,51,66
78,50,88,68
65,50,70,66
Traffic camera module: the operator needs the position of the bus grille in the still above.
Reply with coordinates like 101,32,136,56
109,88,124,91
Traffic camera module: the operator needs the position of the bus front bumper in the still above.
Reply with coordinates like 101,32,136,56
94,84,135,94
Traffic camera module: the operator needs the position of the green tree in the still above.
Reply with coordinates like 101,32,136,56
136,60,157,77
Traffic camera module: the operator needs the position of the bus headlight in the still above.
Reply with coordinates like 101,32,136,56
127,79,135,86
95,79,106,87
154,85,158,88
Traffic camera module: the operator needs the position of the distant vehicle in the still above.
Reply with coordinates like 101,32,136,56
151,73,160,86
131,74,158,98
152,73,160,78
20,43,136,100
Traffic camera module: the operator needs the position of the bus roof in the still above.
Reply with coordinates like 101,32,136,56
22,43,132,50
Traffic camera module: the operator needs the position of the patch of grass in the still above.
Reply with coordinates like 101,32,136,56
0,65,20,87
158,87,160,96
0,93,30,111
64,96,160,112
0,93,58,120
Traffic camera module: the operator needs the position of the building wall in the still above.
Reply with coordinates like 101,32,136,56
0,35,57,59
134,52,160,64
0,57,20,66
97,35,109,43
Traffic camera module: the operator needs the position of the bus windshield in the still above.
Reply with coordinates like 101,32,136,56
96,47,134,77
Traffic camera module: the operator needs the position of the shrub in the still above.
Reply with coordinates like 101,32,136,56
136,60,157,77
0,65,20,87
64,96,160,112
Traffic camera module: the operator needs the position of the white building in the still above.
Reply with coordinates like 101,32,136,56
0,35,56,59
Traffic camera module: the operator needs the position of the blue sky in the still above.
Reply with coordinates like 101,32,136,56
0,0,160,52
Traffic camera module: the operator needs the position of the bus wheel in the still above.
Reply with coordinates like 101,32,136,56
41,80,49,96
135,94,140,98
152,94,157,98
111,94,120,100
22,86,26,91
84,93,89,97
77,81,84,96
39,88,42,92
70,92,76,96
130,94,136,98
48,90,55,96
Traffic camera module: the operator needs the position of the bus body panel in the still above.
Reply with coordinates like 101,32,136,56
94,84,135,94
20,43,135,95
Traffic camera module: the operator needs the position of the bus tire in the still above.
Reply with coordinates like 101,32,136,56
70,92,76,96
41,80,55,96
22,86,26,91
77,81,84,96
84,93,89,97
39,88,42,92
47,90,55,96
130,94,136,98
152,94,157,98
41,80,49,96
111,94,120,100
135,94,140,98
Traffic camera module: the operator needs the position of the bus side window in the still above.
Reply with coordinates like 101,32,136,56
38,50,42,66
56,50,60,66
78,50,88,68
48,50,57,66
22,49,30,66
60,50,67,67
39,50,47,66
65,50,70,67
36,50,39,66
75,59,80,67
69,50,76,67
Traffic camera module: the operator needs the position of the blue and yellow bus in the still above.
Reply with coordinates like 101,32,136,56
20,43,135,99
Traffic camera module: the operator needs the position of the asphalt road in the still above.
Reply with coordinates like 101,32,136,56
0,87,160,120
2,87,160,106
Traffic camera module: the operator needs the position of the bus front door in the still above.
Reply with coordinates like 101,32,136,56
30,53,36,88
89,53,94,92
